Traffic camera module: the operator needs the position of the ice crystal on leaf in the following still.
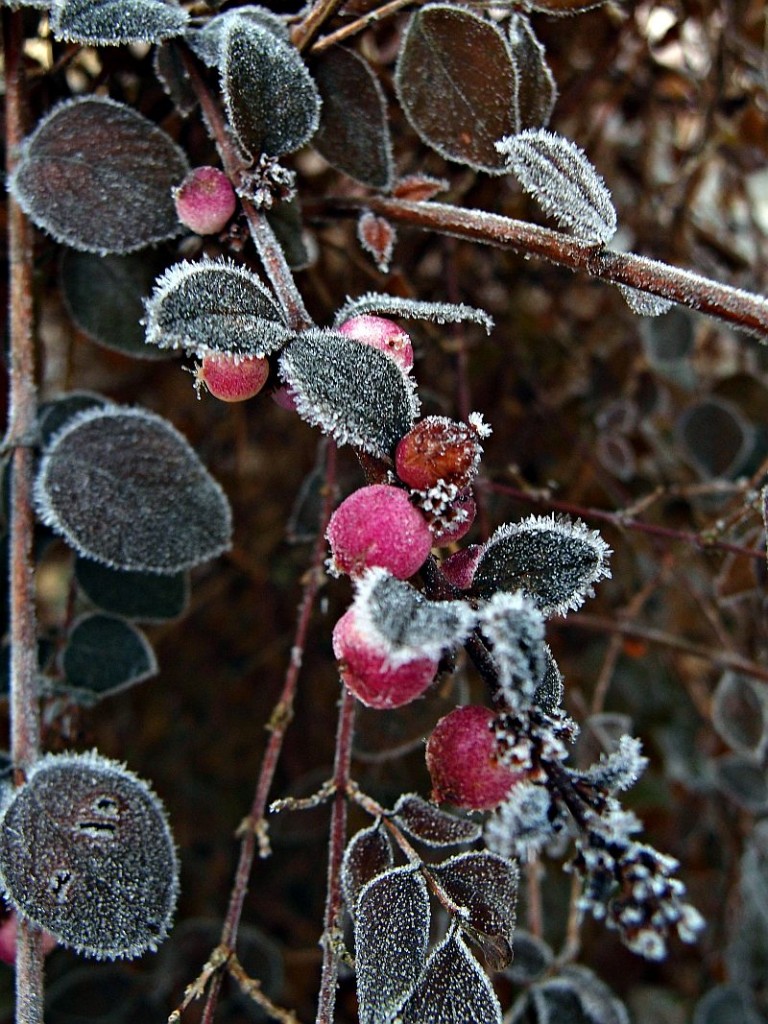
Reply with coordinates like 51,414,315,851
188,5,288,68
497,129,617,245
390,794,482,848
0,751,177,960
618,284,674,317
341,822,394,915
582,735,649,793
333,293,493,335
50,0,188,45
485,781,556,862
478,591,546,710
144,258,292,360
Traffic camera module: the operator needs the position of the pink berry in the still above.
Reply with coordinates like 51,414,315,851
426,706,524,810
440,544,483,590
430,491,477,547
173,167,237,235
333,608,438,709
326,484,432,579
395,416,482,491
338,316,414,372
194,353,269,402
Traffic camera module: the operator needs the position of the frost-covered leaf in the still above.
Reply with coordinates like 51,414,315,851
473,514,612,616
534,645,564,711
9,97,189,255
61,613,157,701
61,249,172,360
618,284,674,317
266,199,310,271
341,823,394,914
352,568,476,663
712,753,768,813
431,851,517,969
485,782,555,862
51,0,188,45
497,129,617,245
391,794,481,848
355,867,430,1024
395,5,517,174
712,672,768,756
478,591,546,710
396,931,503,1023
520,966,630,1024
222,17,320,158
504,930,553,985
144,258,292,359
508,14,557,132
154,42,197,116
358,211,396,274
188,5,288,68
38,393,108,448
333,293,493,334
0,751,178,959
676,397,754,479
279,329,419,457
75,558,189,623
582,735,648,793
35,406,232,574
524,0,608,13
392,174,449,202
311,45,393,190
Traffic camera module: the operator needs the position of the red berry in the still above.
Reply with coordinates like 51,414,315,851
174,167,237,235
395,417,482,491
430,491,477,547
333,608,438,709
326,484,432,579
338,316,414,372
426,706,524,810
194,353,269,402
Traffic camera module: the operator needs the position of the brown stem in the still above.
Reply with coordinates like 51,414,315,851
316,688,357,1024
330,196,768,340
309,0,414,53
4,8,44,1022
291,0,347,52
200,442,336,1024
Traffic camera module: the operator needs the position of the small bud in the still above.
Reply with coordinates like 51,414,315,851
333,608,438,709
194,353,269,402
338,315,414,372
395,417,483,491
430,491,477,547
440,544,483,590
426,705,525,810
326,484,432,580
173,167,237,235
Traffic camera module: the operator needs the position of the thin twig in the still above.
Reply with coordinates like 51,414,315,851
291,0,347,52
310,0,414,52
4,9,44,1024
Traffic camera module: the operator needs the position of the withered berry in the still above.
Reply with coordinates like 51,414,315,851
395,416,483,492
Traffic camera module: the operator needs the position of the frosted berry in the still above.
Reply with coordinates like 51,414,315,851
440,544,483,590
426,705,524,810
395,417,483,491
173,167,237,235
338,315,414,372
333,608,438,709
430,491,477,547
326,484,432,580
194,353,269,402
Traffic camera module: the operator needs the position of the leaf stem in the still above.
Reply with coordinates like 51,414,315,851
3,8,44,1022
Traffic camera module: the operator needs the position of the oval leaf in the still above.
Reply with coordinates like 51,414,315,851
712,753,768,814
358,211,396,273
38,392,109,448
0,751,178,960
396,932,502,1024
61,249,173,360
278,329,419,457
497,128,617,245
10,97,189,254
341,823,394,914
222,17,321,158
355,867,430,1024
311,45,393,189
676,397,754,479
51,0,188,45
34,406,233,574
75,558,189,623
508,14,557,132
395,5,517,174
61,613,157,701
332,293,493,334
712,672,768,756
472,514,612,617
391,794,482,848
188,6,289,68
144,258,293,359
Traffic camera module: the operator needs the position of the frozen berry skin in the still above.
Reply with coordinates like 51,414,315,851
338,316,414,372
430,492,477,547
326,484,433,580
333,608,438,709
440,544,484,590
426,705,523,809
194,353,269,402
395,417,482,491
174,167,237,235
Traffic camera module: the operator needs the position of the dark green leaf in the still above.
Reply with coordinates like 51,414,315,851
51,0,188,46
75,558,188,622
38,392,109,449
9,97,189,255
188,5,289,68
61,613,157,700
391,793,482,848
61,249,173,360
265,199,311,271
341,823,394,914
395,5,517,174
312,45,393,189
396,932,502,1023
508,14,557,132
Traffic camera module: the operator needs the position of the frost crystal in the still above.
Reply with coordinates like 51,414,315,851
618,284,674,317
333,293,493,335
485,782,556,862
478,591,546,710
497,129,617,245
583,735,649,792
353,568,476,665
